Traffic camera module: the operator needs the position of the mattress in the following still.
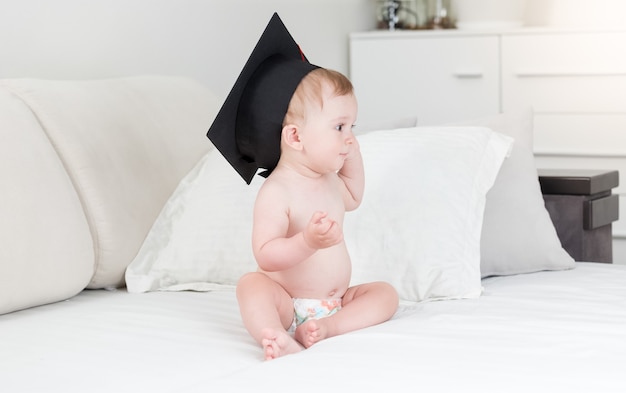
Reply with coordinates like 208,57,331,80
2,262,625,393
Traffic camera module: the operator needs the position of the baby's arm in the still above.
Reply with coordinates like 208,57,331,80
252,185,342,272
338,136,365,211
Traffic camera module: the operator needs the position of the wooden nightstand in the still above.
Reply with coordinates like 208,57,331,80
538,169,619,263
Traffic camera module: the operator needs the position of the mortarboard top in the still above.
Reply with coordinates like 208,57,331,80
206,12,320,184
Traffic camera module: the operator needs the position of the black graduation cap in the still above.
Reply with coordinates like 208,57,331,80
207,12,320,184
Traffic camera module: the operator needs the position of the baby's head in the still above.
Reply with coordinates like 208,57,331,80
207,13,352,184
283,68,354,128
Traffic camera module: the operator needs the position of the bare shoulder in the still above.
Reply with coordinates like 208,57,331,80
254,173,290,212
252,173,292,244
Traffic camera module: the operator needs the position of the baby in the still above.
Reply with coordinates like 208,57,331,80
206,13,398,361
236,68,398,360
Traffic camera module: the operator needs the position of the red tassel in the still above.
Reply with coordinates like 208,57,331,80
298,45,306,61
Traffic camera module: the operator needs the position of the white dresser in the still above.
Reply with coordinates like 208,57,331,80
349,27,626,263
350,30,500,126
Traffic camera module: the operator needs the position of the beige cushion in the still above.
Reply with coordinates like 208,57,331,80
1,76,221,294
0,88,93,314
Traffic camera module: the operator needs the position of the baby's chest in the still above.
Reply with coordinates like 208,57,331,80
289,187,345,223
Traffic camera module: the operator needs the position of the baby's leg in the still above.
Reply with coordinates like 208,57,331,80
237,272,301,360
297,282,398,346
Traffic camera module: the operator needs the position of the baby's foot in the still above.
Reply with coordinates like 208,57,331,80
295,319,328,348
260,328,302,360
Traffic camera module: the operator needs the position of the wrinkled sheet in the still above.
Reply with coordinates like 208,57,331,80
2,263,625,393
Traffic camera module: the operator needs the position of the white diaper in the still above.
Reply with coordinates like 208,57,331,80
289,298,342,332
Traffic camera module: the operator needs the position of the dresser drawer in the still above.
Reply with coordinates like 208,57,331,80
350,32,500,126
501,32,626,113
532,113,626,155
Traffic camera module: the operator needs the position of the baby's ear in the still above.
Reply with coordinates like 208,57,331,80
281,124,303,150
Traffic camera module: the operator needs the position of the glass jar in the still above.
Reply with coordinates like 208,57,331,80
376,0,421,30
423,0,455,29
376,0,455,30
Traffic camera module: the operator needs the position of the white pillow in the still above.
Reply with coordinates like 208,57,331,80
344,127,512,302
447,109,576,277
125,149,261,293
127,126,512,302
355,115,417,135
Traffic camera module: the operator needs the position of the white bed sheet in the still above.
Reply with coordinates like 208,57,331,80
2,262,625,393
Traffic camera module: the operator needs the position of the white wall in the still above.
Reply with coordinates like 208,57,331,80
4,1,625,99
525,0,626,28
0,0,377,98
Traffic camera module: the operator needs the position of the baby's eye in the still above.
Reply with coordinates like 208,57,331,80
335,124,344,132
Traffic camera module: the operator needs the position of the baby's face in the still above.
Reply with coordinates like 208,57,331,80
299,85,358,173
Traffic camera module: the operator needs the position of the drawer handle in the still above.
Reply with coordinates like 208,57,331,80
515,71,626,78
452,71,484,78
584,194,619,230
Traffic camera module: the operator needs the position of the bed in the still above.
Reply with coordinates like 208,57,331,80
3,263,625,392
1,76,625,393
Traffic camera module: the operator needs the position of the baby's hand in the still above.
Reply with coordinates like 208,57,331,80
344,133,360,159
303,211,343,250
